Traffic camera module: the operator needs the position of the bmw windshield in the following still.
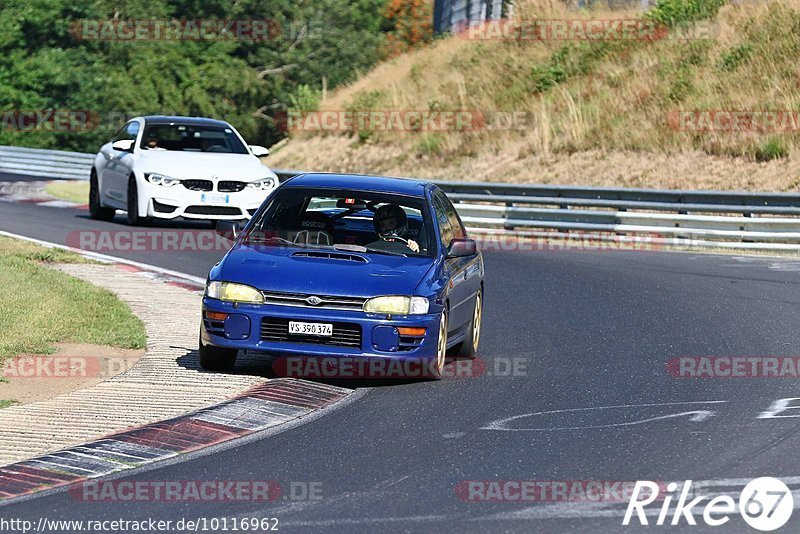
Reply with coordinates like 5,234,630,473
140,123,249,154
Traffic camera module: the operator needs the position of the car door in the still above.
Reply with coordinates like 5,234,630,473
432,191,470,331
102,120,140,204
441,191,482,302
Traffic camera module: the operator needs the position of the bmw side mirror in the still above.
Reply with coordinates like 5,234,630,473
216,220,241,241
250,145,270,157
112,139,134,152
447,238,477,258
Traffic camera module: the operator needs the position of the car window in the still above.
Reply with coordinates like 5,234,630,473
140,124,248,153
113,121,139,143
245,188,433,257
432,193,454,249
437,191,466,240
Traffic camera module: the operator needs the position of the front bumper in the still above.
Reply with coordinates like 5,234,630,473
201,297,441,360
144,185,271,220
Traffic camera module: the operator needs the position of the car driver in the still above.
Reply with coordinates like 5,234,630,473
369,204,420,254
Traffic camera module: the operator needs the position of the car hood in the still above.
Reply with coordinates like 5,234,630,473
216,244,435,298
136,151,276,182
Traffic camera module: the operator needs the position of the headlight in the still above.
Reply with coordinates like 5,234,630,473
363,296,429,315
145,173,181,187
246,177,277,191
206,281,264,304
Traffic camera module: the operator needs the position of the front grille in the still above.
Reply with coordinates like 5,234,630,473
182,179,213,191
218,181,246,192
261,317,362,348
184,205,242,216
261,291,367,311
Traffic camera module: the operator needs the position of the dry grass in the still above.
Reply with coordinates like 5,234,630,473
45,181,89,204
272,0,800,191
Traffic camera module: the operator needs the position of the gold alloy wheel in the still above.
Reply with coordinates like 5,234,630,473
435,311,447,376
472,291,482,351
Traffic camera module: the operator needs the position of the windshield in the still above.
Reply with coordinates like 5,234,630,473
244,188,434,257
139,123,248,154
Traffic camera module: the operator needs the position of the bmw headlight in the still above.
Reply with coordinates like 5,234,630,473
246,177,277,191
206,281,264,304
145,173,181,187
363,296,429,315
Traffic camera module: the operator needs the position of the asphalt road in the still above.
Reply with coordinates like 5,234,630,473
3,199,800,533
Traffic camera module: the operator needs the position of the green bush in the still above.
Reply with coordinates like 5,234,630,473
346,90,385,142
648,0,727,28
718,44,753,71
755,139,789,162
416,133,444,155
288,85,321,113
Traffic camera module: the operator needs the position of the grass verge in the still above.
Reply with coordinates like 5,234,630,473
45,181,90,204
0,236,146,359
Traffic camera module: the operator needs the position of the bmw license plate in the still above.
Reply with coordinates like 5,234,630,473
289,321,333,337
200,193,230,204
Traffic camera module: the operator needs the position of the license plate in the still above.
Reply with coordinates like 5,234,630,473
288,321,333,337
200,193,230,204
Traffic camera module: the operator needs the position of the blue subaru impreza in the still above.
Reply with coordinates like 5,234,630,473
200,173,484,379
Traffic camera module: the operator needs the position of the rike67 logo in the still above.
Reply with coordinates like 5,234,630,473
623,478,793,531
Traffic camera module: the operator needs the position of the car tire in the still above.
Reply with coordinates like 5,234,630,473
431,309,448,379
199,335,238,372
126,176,149,226
454,288,482,359
88,171,115,221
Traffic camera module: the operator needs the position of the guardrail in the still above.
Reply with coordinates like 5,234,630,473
0,146,93,180
3,146,800,252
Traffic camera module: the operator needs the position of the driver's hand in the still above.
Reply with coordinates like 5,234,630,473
407,239,420,253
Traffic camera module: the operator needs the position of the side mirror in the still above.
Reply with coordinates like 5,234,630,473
112,139,134,152
447,238,477,258
216,220,241,241
250,145,270,157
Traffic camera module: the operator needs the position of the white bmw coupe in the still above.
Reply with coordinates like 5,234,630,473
90,115,279,225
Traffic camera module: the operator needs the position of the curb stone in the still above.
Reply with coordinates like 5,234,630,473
0,262,354,477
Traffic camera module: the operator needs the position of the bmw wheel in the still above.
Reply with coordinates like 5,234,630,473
88,170,115,221
126,176,149,226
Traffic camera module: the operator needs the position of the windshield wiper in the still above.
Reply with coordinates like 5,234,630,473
365,247,407,257
333,244,368,253
246,235,303,247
